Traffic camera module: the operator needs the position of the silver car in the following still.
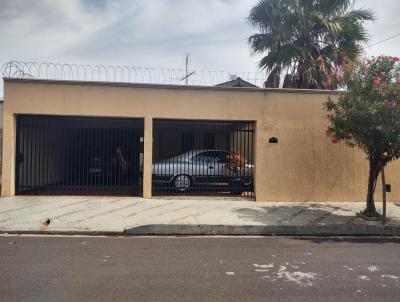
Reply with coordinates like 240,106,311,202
152,150,254,193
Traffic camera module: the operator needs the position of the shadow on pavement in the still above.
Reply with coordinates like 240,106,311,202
232,204,357,225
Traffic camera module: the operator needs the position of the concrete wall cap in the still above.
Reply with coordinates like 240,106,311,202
3,77,339,96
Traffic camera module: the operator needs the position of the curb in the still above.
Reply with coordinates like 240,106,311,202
126,224,400,236
2,224,400,237
0,230,124,236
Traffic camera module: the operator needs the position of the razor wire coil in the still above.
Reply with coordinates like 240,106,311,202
1,61,265,87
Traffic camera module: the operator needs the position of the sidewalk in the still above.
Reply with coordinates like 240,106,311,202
0,196,399,236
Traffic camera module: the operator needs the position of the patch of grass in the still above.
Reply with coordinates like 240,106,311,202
356,209,382,221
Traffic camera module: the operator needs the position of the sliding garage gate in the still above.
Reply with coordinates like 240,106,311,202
15,115,144,196
153,119,255,197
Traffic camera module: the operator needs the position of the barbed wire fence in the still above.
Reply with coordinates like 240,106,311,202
1,61,266,87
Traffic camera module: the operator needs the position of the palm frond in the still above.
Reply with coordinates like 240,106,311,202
247,0,374,89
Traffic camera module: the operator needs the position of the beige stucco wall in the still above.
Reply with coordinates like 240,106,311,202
2,79,400,202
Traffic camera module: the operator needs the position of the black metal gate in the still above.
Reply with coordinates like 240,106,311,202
152,119,255,197
15,115,144,196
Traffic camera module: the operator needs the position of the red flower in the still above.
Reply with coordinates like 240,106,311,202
374,78,380,88
337,75,344,82
332,138,338,144
391,100,398,108
381,91,386,97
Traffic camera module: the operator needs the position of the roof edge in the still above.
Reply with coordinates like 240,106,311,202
3,78,339,95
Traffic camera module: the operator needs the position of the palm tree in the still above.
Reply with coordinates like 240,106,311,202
248,0,374,89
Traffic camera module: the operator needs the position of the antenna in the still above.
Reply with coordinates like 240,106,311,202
185,53,189,85
180,52,195,85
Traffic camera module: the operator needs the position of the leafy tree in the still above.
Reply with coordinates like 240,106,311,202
248,0,374,89
325,56,400,216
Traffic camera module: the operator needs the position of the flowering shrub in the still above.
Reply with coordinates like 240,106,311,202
325,56,400,215
226,151,248,175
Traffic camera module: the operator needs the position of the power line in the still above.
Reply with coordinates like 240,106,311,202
368,33,400,48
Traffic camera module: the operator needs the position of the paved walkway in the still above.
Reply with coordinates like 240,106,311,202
0,196,399,235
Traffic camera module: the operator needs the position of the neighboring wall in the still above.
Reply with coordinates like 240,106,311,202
2,80,400,202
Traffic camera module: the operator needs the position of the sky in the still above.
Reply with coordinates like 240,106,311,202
0,0,399,97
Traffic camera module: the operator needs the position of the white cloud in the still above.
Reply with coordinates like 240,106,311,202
0,0,399,97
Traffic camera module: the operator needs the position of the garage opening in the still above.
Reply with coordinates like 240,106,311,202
15,115,144,196
153,119,255,197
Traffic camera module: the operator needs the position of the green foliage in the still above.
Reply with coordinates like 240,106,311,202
326,56,400,216
248,0,374,89
325,56,400,166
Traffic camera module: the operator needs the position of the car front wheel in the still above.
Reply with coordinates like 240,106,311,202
173,174,192,192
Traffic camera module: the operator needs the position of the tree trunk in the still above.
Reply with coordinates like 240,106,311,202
264,67,281,88
366,161,379,216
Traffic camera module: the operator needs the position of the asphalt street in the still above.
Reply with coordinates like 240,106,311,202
0,236,399,302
